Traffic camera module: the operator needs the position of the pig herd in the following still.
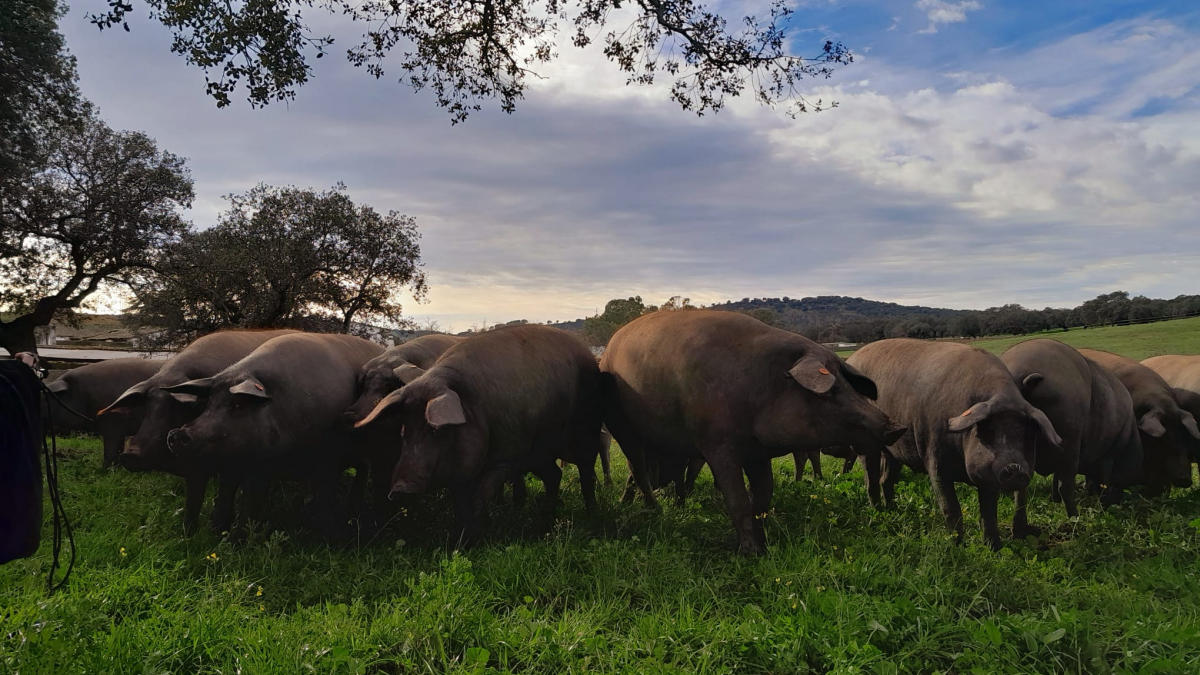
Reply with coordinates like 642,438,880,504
42,310,1200,554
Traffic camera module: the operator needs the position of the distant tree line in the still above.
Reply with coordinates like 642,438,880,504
573,291,1200,349
801,292,1200,344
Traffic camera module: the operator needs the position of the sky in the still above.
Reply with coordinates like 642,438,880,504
59,0,1200,330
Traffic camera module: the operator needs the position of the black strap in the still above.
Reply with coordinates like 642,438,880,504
39,383,76,593
41,384,96,424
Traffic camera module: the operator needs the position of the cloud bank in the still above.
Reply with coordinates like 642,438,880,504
58,5,1200,328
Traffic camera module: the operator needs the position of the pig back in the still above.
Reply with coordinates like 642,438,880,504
441,325,599,443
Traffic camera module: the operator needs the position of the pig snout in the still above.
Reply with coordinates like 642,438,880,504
390,460,433,497
997,462,1031,491
388,478,428,498
166,428,195,457
117,444,154,472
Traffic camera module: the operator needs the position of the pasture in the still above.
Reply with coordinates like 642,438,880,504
3,433,1200,674
969,317,1200,361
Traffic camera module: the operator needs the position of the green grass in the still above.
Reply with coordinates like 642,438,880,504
4,435,1200,674
970,316,1200,360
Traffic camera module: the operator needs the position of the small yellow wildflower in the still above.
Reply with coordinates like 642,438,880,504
256,587,263,596
259,604,265,612
207,552,219,561
119,547,127,557
824,498,831,504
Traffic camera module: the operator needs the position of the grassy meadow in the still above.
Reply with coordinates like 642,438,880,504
5,317,1200,674
969,316,1200,360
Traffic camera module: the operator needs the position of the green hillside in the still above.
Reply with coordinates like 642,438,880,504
970,316,1200,360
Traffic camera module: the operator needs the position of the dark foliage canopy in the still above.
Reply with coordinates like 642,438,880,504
88,0,850,122
0,113,194,353
0,0,82,188
127,184,428,348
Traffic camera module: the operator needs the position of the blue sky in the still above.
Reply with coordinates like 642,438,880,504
59,0,1200,329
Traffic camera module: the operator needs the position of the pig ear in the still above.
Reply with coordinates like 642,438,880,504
1021,373,1044,390
786,356,835,395
947,399,994,432
97,381,150,416
46,379,69,394
1180,410,1200,440
1029,407,1062,449
1139,410,1167,438
229,378,270,399
393,363,426,385
839,361,878,400
162,377,215,398
426,390,467,429
355,390,405,430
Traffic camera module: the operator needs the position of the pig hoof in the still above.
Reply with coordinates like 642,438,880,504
737,541,767,556
1013,524,1042,540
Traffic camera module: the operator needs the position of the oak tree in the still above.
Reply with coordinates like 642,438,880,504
0,113,193,354
89,0,851,122
128,184,428,347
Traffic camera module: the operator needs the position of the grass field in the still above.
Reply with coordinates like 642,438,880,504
4,433,1200,674
970,316,1200,360
6,318,1200,674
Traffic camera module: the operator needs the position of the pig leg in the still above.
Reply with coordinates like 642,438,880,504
626,446,661,510
1011,488,1040,540
683,457,705,498
449,481,479,549
706,450,762,555
670,460,689,506
808,450,823,480
307,469,343,540
620,472,639,503
879,452,901,509
927,464,965,544
369,446,395,514
977,486,1003,551
862,447,883,509
1049,478,1062,503
239,471,272,528
102,431,123,469
450,468,509,548
577,460,598,513
744,457,774,550
598,433,613,486
1056,463,1079,518
511,473,528,507
791,451,805,481
182,472,210,536
842,457,856,475
210,472,240,534
533,460,562,518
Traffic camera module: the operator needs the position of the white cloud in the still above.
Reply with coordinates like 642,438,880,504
55,9,1200,325
915,0,983,34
